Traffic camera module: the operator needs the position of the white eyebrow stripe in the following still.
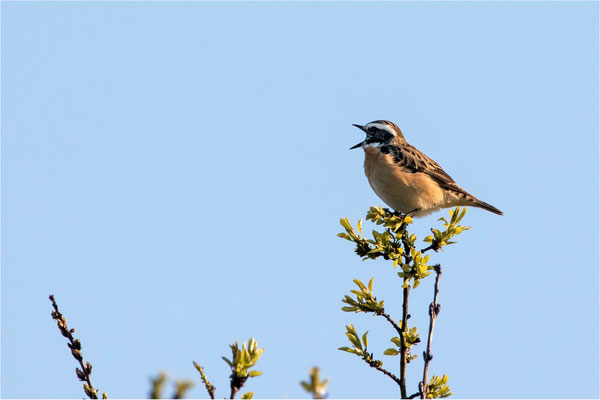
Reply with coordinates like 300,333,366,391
367,123,396,135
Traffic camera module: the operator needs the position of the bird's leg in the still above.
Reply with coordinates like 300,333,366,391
406,208,421,218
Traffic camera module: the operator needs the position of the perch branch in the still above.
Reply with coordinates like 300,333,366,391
420,265,442,399
49,294,104,399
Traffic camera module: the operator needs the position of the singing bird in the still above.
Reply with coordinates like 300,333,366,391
351,120,502,218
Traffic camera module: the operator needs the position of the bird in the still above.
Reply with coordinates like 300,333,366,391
350,120,502,218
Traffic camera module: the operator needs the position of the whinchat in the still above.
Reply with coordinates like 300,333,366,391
351,120,503,217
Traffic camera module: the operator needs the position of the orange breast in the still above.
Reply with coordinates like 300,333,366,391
362,146,445,214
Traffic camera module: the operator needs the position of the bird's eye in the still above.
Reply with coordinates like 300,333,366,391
368,127,377,134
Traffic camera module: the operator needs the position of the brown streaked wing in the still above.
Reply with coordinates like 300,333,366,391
386,144,473,198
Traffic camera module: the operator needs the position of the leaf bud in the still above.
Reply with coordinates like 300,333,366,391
71,348,83,361
76,368,86,381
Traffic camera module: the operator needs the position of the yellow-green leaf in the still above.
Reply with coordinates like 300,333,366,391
384,348,399,356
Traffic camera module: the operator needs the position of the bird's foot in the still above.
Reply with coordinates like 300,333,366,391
386,208,404,218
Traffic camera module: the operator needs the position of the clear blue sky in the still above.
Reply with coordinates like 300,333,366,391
2,1,598,399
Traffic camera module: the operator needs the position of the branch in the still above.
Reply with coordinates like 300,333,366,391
376,309,403,338
230,375,247,399
49,295,106,399
420,265,442,399
149,372,167,399
193,362,216,399
224,338,263,399
399,228,412,399
420,244,436,254
400,285,410,399
300,366,329,399
172,380,194,399
369,361,402,387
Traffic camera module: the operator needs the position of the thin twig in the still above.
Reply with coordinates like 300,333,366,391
420,265,442,399
230,381,238,399
172,380,194,399
370,362,402,386
400,285,410,399
49,294,105,399
420,244,436,254
193,361,216,399
408,392,421,399
398,226,413,399
149,372,167,399
229,375,247,399
376,309,403,338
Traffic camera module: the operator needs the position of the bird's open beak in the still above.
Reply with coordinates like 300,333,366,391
350,124,366,149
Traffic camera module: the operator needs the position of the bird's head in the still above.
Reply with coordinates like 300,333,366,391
350,120,405,150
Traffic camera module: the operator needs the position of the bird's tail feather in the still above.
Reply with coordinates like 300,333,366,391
473,199,503,215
